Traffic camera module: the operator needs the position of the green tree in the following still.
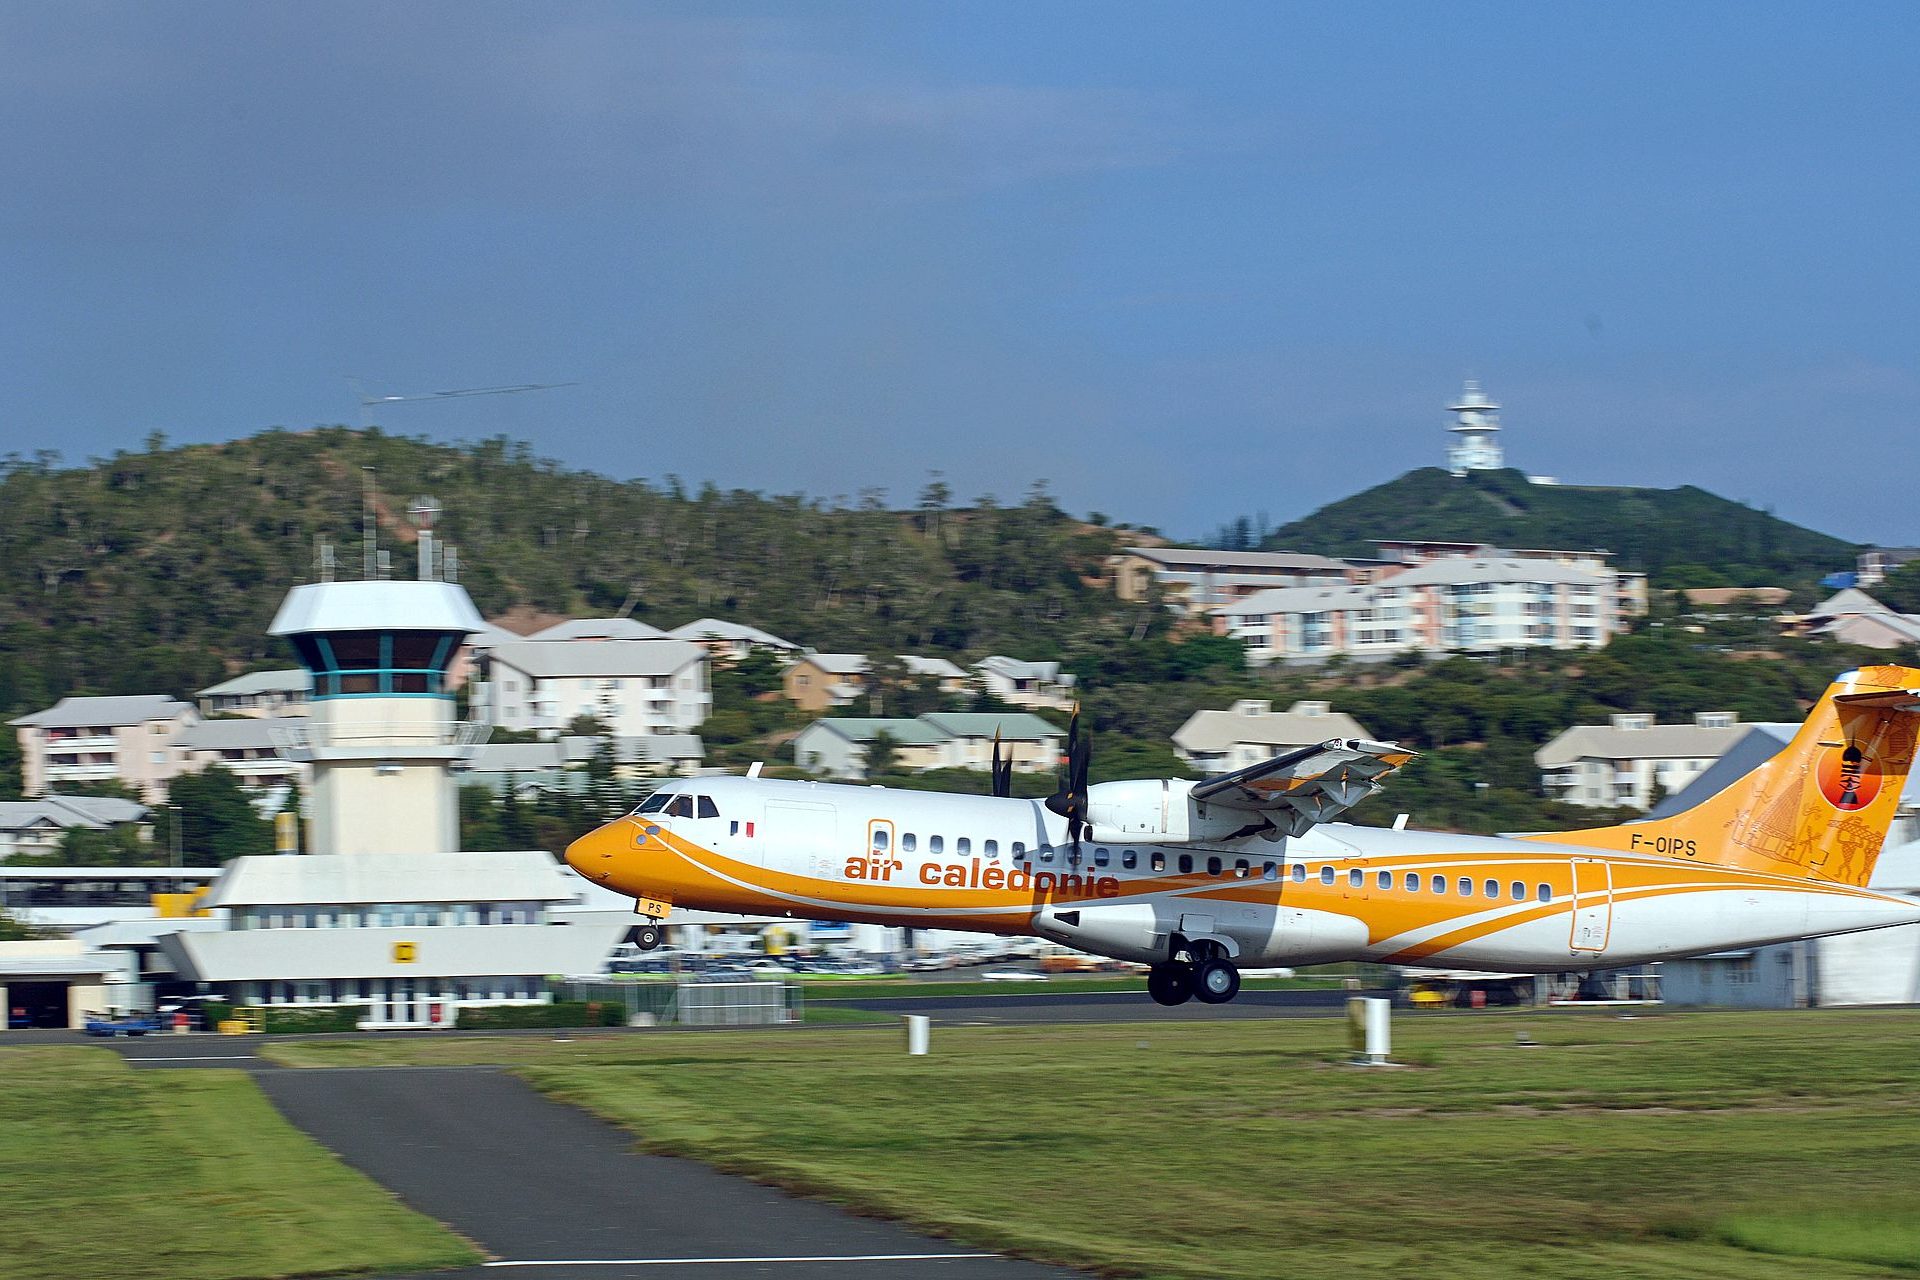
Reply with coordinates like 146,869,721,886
863,731,899,777
151,766,274,865
1878,562,1920,614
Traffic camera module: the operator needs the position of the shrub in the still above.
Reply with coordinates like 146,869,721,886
260,1005,363,1034
452,1000,624,1030
198,1001,234,1031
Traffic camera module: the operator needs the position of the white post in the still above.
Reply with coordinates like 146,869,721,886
903,1014,930,1056
1347,996,1391,1065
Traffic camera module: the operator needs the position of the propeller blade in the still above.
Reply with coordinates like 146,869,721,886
990,730,1009,799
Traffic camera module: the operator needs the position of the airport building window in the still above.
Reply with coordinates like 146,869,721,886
1206,856,1222,876
902,833,918,853
1405,872,1420,891
1431,875,1446,894
929,835,944,855
1537,884,1552,902
1349,869,1364,888
1511,881,1525,900
872,829,889,852
1151,852,1166,872
1179,854,1194,874
1458,877,1473,896
697,796,719,819
1377,871,1392,890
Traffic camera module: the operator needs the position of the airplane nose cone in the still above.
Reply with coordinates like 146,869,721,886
565,823,617,879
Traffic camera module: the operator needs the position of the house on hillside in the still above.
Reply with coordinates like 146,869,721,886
899,656,969,695
9,695,199,802
1785,589,1920,650
1857,547,1920,588
1172,700,1373,775
1535,712,1752,810
667,618,801,664
974,656,1077,711
0,796,150,862
196,669,312,718
793,712,1063,780
171,717,308,800
477,639,710,737
783,653,871,712
531,617,668,641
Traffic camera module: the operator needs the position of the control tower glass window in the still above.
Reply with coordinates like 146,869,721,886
292,630,465,698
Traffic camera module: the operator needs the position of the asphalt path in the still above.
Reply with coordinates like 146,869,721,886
259,1066,1078,1280
823,985,1377,1023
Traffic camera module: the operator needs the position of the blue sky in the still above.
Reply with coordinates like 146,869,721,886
3,3,1916,543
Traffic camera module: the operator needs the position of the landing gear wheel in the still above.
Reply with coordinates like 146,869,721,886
634,923,664,951
1147,963,1193,1006
1192,958,1241,1005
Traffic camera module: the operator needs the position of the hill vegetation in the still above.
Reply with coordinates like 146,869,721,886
1255,467,1854,587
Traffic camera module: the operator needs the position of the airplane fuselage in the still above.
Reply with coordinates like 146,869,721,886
567,775,1920,973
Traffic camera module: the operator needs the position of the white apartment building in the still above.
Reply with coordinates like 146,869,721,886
1214,557,1619,665
1172,700,1374,775
172,718,309,797
1536,711,1749,810
9,695,199,802
667,618,801,663
974,656,1078,711
1109,546,1357,616
196,669,312,718
481,639,710,737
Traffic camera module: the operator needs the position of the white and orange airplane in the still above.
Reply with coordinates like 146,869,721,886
566,665,1920,1006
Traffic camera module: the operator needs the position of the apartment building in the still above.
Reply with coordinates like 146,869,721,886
1536,711,1750,809
9,695,198,802
793,712,1063,780
196,669,312,718
1109,546,1357,616
1374,540,1648,621
667,618,801,664
480,639,710,737
1172,700,1374,775
1214,556,1620,664
172,718,309,797
974,656,1077,711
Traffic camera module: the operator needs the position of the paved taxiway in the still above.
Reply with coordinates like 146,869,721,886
110,1035,1078,1279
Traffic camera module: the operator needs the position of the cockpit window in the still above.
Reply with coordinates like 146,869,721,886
668,795,695,818
697,796,719,820
635,794,670,814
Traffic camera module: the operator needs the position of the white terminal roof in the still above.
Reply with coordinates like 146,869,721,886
10,694,191,729
202,851,578,909
488,638,705,679
269,580,486,636
533,617,667,641
198,668,313,698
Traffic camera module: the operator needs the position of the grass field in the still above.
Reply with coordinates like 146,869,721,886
0,1047,479,1280
265,1009,1920,1279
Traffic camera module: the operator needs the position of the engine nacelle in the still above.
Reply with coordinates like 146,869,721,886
1084,778,1277,844
1033,901,1167,964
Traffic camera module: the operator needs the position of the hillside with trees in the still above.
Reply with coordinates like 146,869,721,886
1254,467,1854,587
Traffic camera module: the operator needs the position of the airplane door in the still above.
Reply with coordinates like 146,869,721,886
1569,859,1612,953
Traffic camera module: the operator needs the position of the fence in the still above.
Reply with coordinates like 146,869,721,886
556,977,802,1027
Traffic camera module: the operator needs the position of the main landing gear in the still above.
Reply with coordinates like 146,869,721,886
1147,942,1242,1007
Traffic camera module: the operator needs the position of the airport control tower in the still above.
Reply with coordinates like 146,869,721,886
1446,379,1504,475
268,578,486,855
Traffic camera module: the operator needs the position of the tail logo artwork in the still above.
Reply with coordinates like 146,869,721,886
1817,743,1881,812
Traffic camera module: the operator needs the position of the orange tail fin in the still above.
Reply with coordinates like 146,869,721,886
1534,666,1920,886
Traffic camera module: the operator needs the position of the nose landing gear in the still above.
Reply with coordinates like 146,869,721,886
633,923,664,951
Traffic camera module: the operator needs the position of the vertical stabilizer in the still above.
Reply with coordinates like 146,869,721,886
1536,666,1920,886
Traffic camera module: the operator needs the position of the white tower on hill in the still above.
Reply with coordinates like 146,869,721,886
1446,379,1504,476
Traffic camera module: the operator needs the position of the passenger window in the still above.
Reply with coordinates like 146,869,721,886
1377,871,1392,890
1511,881,1525,900
669,795,695,818
1431,875,1446,894
1095,848,1110,867
1485,879,1499,899
1151,852,1166,872
871,829,890,852
1206,856,1222,876
1178,854,1194,874
1040,847,1054,863
1291,863,1306,883
984,839,998,857
1013,842,1026,858
1234,859,1250,879
636,794,669,813
1263,862,1278,881
1349,869,1363,888
957,837,971,856
1537,884,1552,903
1458,877,1472,896
902,833,917,853
697,796,719,820
1319,866,1334,885
929,835,944,855
1406,872,1420,891
1123,851,1138,870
